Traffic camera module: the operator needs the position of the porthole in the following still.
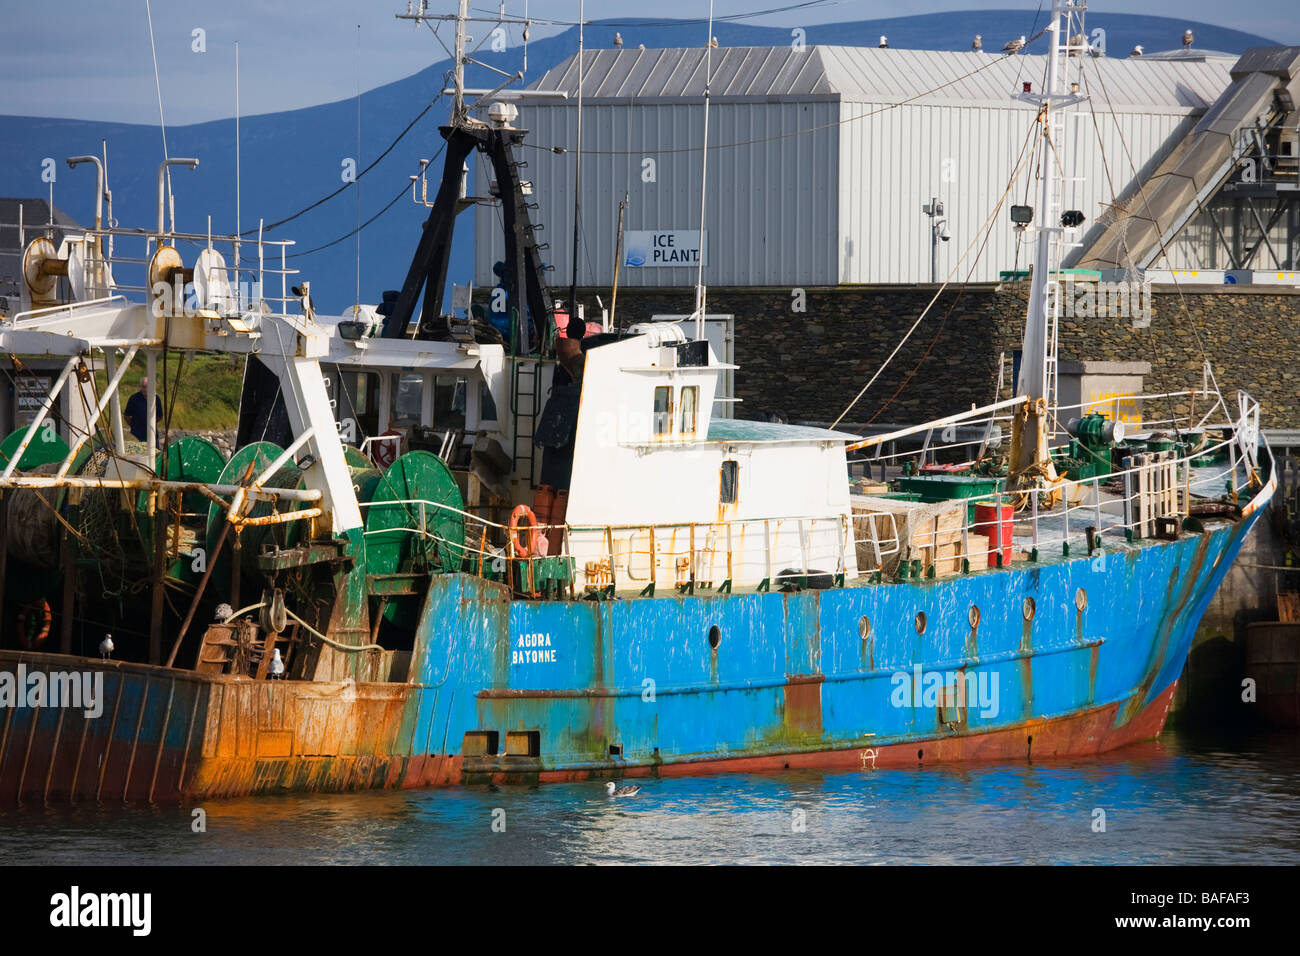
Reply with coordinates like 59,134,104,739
915,611,927,634
858,615,871,641
708,625,721,650
1023,596,1036,621
968,605,981,628
1075,588,1087,611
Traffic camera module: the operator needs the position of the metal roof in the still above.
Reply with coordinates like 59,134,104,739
0,199,81,292
530,46,1236,112
532,46,837,100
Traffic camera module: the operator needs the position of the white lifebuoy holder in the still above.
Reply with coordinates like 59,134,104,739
372,430,401,470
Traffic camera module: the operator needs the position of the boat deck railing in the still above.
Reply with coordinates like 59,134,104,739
846,382,1268,572
358,498,878,597
356,381,1270,596
0,219,302,321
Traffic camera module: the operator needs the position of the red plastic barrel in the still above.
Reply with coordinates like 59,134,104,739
532,484,555,525
552,310,603,339
973,503,1014,567
547,489,569,555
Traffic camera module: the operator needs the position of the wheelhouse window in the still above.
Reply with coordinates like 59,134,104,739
680,386,698,435
480,382,498,424
653,386,674,436
393,373,424,427
325,369,380,443
719,459,738,504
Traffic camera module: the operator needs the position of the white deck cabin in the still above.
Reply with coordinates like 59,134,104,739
565,324,859,592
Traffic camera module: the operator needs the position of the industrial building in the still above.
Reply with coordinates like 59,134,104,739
476,44,1297,290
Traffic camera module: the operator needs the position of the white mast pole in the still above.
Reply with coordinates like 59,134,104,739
568,0,584,322
1011,0,1075,483
235,41,241,239
234,40,241,298
355,22,363,310
694,0,715,342
454,0,469,124
1018,2,1064,405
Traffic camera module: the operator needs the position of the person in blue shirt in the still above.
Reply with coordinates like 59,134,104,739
123,377,163,442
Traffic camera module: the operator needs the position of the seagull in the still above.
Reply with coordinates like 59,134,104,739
1183,29,1194,47
1130,44,1144,57
709,36,718,48
269,647,285,679
1068,32,1085,56
99,633,114,661
1003,35,1026,53
878,35,888,48
606,781,641,797
972,34,982,51
613,32,622,48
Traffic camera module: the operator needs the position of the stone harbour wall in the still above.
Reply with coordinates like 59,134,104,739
570,283,1300,429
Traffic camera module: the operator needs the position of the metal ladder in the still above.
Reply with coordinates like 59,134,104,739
510,357,540,487
1043,105,1088,433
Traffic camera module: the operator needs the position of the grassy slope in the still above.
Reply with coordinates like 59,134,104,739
94,354,244,432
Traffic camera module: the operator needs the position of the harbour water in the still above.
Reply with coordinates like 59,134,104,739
3,729,1297,865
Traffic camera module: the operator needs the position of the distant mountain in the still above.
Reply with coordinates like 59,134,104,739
0,12,1276,315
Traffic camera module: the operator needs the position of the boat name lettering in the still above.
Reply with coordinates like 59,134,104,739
513,632,557,665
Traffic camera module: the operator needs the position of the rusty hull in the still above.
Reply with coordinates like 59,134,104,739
0,511,1260,805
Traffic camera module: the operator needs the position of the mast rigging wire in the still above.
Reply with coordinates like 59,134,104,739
144,0,173,231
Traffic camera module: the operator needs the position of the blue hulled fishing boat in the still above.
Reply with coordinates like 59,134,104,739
0,0,1274,803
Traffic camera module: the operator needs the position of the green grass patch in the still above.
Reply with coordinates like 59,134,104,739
93,353,244,431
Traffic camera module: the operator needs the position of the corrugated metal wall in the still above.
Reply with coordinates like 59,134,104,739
475,100,840,289
476,94,1217,289
837,100,1205,283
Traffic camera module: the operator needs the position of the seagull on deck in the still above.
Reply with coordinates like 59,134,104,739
1183,29,1194,47
972,34,982,51
1003,35,1026,53
878,35,888,48
606,781,641,797
269,647,285,679
99,633,114,661
1067,32,1086,56
1130,44,1144,57
613,32,623,48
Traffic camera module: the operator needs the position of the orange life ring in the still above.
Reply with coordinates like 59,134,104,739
509,504,539,558
17,599,52,650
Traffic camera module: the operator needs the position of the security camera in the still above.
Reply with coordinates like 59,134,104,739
938,221,951,242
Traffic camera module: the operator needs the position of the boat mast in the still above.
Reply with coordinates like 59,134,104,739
452,0,470,125
1009,0,1085,487
693,0,715,341
568,0,584,326
387,1,558,347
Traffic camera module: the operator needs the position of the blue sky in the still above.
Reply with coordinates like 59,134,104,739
2,1,1296,124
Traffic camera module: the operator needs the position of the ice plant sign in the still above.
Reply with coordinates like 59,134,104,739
623,230,707,267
